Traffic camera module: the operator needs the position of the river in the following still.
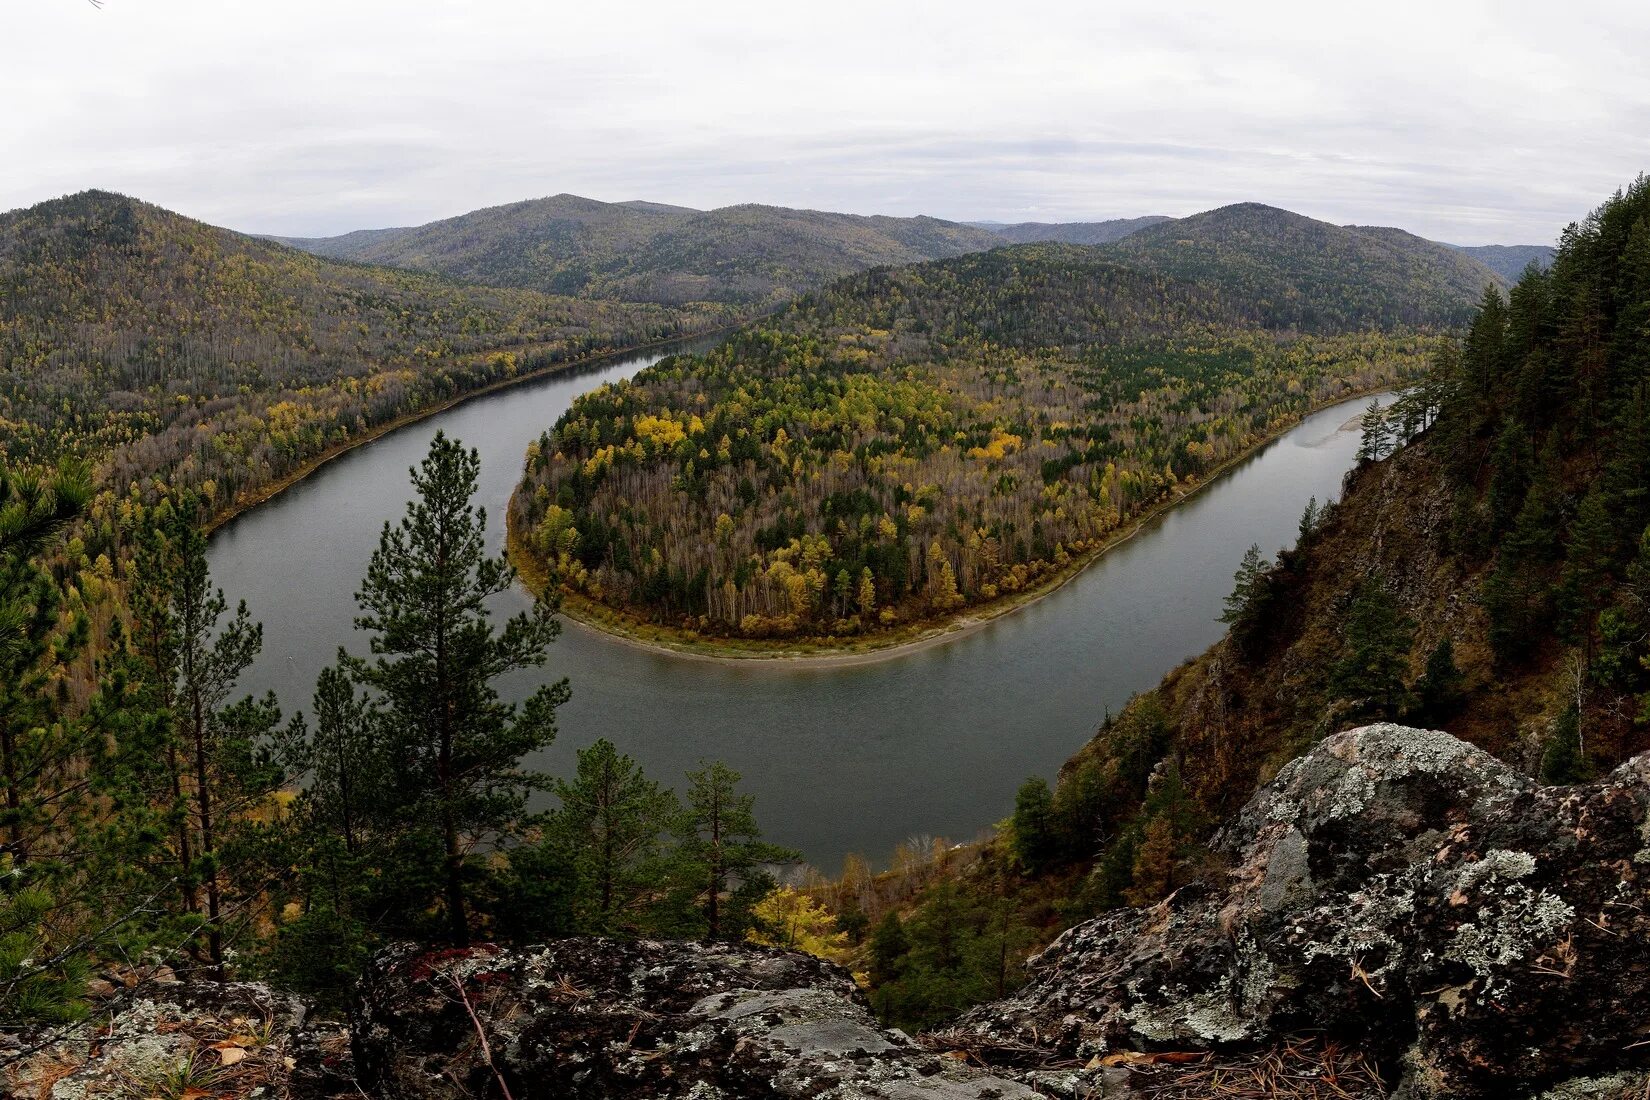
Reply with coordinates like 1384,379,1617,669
208,337,1380,870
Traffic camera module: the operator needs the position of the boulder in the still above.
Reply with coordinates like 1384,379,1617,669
352,938,1039,1100
946,723,1650,1098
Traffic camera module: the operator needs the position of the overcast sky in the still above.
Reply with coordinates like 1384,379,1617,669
4,0,1645,244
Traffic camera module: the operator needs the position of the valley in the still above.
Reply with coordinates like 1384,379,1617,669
4,165,1640,1100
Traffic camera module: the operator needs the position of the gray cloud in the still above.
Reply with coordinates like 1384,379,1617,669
2,0,1643,244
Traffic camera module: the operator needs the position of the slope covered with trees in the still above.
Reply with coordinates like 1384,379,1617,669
990,174,1650,934
0,189,729,547
1449,243,1556,281
1104,203,1505,329
786,179,1638,1036
981,215,1172,245
510,243,1441,646
275,194,1005,308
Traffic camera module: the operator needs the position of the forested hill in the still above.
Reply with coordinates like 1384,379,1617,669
510,242,1440,647
1034,175,1650,916
0,189,728,518
980,215,1172,245
273,194,1005,308
1102,203,1506,330
1448,242,1557,281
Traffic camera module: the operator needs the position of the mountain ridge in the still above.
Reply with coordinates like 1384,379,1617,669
266,193,1005,307
0,187,726,515
265,193,1529,319
1100,202,1506,329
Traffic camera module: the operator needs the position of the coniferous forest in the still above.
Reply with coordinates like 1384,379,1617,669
11,1,1650,1094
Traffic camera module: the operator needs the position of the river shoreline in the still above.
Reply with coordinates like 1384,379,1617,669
507,383,1398,668
203,323,745,536
211,353,1396,864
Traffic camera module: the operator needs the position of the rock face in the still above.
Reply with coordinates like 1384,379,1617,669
352,938,1038,1100
949,723,1650,1097
10,980,353,1100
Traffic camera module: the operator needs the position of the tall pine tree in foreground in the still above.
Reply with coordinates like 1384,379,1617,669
344,431,567,945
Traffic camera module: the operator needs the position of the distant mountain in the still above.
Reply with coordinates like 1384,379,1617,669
0,189,724,510
1103,204,1506,330
979,215,1173,245
1446,243,1556,281
272,194,1004,308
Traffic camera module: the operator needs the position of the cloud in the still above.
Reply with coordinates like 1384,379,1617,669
2,0,1642,243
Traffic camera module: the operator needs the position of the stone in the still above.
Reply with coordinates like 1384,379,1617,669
8,981,350,1100
945,724,1650,1098
351,938,1039,1100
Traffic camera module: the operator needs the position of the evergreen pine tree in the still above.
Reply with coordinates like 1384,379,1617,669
869,911,910,986
674,760,798,939
1219,545,1269,626
1540,705,1590,784
1009,776,1055,874
1297,496,1320,544
1357,400,1391,464
544,738,677,934
345,432,568,945
1331,577,1415,717
1557,488,1618,640
1410,637,1465,724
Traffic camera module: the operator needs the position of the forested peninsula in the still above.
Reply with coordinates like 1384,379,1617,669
508,220,1491,653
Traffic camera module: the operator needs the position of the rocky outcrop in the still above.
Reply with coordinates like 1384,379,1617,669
352,938,1038,1100
17,724,1648,1100
948,723,1650,1098
8,980,353,1100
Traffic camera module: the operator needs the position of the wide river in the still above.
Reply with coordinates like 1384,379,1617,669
209,336,1379,870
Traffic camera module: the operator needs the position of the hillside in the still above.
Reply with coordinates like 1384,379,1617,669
508,242,1439,648
1041,175,1650,907
979,215,1172,245
1104,203,1505,329
1449,242,1556,280
274,194,1005,307
0,189,728,532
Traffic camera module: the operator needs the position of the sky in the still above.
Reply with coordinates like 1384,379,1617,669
4,0,1646,244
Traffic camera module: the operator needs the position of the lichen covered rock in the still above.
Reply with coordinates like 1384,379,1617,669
352,938,1039,1099
5,980,352,1100
948,724,1650,1098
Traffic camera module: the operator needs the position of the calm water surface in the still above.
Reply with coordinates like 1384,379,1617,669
209,338,1379,869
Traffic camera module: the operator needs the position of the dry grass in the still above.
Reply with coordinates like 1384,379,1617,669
1131,1039,1385,1100
923,1033,1385,1099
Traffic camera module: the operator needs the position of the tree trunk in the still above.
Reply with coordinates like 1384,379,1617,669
165,741,198,920
188,667,224,979
435,545,468,947
1,721,25,866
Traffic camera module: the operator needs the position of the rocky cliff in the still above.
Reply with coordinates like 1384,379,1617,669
20,725,1650,1100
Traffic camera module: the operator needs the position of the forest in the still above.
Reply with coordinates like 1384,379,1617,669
0,432,810,1034
0,175,1600,1041
1104,202,1505,330
510,243,1447,644
0,189,731,563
